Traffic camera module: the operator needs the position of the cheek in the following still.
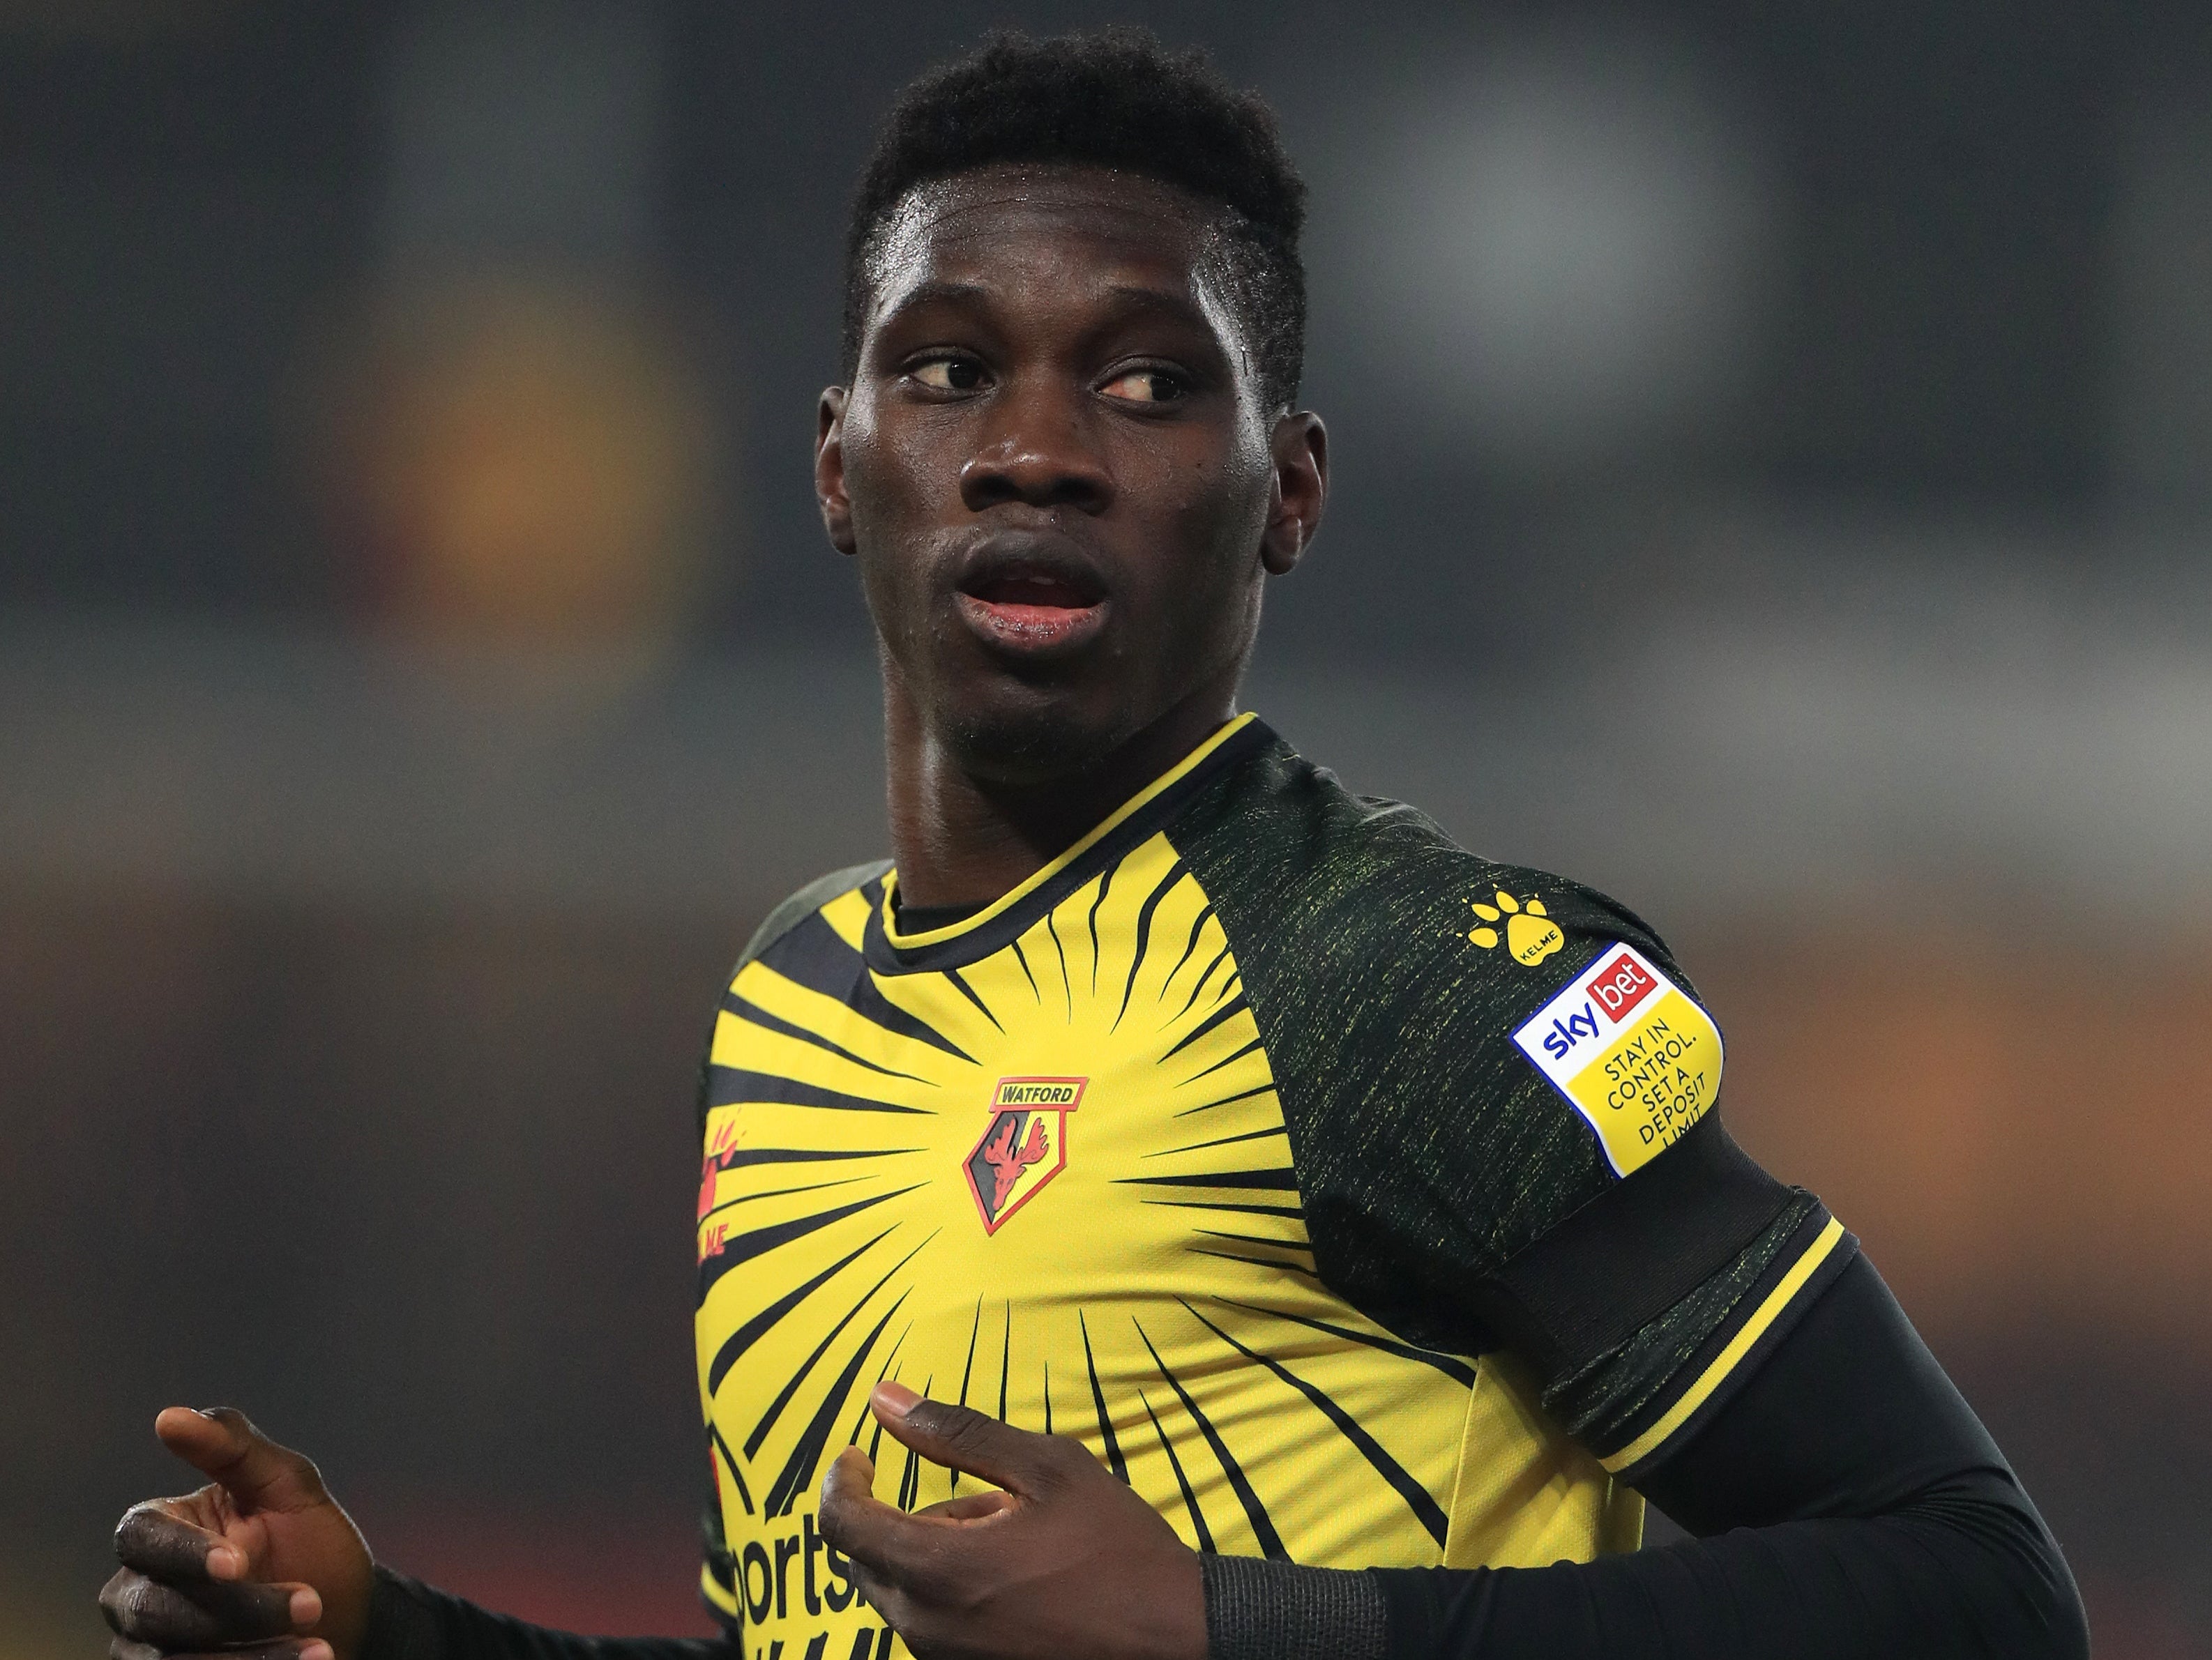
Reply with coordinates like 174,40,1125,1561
841,400,955,528
838,412,929,628
1153,437,1271,566
1122,447,1270,665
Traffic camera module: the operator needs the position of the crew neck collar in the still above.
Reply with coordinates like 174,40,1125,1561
866,711,1268,973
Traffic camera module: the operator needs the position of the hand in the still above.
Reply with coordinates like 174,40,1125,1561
98,1408,375,1660
817,1382,1206,1660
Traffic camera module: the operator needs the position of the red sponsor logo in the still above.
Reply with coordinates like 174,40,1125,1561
1585,951,1658,1024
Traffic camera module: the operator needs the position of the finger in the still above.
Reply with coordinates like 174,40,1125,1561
911,1491,1015,1523
155,1408,328,1516
114,1505,230,1585
869,1383,1076,1498
842,1568,912,1637
836,1544,911,1629
818,1447,935,1578
112,1640,333,1660
100,1565,318,1647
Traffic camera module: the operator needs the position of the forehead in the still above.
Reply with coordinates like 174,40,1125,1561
861,165,1229,333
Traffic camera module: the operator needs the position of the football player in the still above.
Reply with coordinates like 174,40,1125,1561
100,29,2086,1660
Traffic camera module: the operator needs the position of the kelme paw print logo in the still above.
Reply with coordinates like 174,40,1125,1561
1469,890,1565,966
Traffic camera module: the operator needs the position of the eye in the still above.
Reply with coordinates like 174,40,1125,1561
1099,367,1189,405
909,353,989,392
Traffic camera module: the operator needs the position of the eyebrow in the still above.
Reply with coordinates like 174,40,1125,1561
1098,284,1216,333
875,277,1220,340
872,278,990,332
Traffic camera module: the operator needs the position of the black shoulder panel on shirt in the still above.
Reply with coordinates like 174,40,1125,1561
1169,730,1827,1459
1167,734,1686,1360
740,860,895,973
692,860,893,1134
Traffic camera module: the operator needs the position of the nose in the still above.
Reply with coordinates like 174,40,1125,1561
958,382,1114,516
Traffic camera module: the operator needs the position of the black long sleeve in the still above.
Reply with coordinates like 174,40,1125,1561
1205,1255,2087,1660
362,1567,732,1660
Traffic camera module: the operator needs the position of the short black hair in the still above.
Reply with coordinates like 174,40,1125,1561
842,28,1308,411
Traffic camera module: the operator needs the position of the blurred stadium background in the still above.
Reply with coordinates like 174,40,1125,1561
4,1,2209,1654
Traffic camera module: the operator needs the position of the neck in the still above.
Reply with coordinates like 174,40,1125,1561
882,671,1242,911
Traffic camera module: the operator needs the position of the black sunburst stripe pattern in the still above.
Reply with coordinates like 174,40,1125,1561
763,1293,912,1517
705,832,1474,1590
742,1237,932,1461
697,1174,870,1228
1139,1387,1214,1552
842,1322,912,1453
709,1212,937,1518
1172,1081,1276,1120
1153,899,1220,1009
1210,1296,1480,1387
1159,989,1254,1065
697,1187,918,1302
1080,1311,1130,1482
1127,1143,1314,1279
1133,1318,1287,1558
1007,936,1041,1000
771,1266,1409,1568
1135,1124,1309,1273
706,898,966,1116
770,906,976,1063
710,1422,752,1516
1074,1293,1468,1560
950,1296,985,1495
895,1371,932,1513
1082,862,1116,996
1165,941,1236,1027
839,1284,1446,1567
706,1228,892,1395
709,1071,932,1116
721,989,939,1087
1183,1301,1450,1547
698,885,986,1535
1113,855,1190,1028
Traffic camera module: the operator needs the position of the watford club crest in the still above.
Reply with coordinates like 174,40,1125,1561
964,1076,1084,1233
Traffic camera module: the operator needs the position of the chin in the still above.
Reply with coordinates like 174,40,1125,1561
941,690,1123,786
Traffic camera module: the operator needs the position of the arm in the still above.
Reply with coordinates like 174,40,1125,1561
815,1256,2086,1660
361,1571,726,1660
98,1408,735,1660
1250,1254,2087,1660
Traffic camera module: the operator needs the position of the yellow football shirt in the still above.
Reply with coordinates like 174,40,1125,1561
692,717,1848,1660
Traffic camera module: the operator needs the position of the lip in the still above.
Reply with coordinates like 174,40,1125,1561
949,531,1112,658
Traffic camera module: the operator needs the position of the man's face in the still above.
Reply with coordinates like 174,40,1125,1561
817,167,1324,782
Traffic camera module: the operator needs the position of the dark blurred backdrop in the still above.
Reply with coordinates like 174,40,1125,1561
4,3,2209,1656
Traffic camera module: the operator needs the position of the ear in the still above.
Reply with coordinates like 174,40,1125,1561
1261,411,1328,577
817,386,856,556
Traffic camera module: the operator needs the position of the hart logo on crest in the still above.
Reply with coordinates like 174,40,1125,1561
964,1077,1085,1234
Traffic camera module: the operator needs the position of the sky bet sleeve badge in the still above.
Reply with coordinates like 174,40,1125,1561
1512,945,1724,1175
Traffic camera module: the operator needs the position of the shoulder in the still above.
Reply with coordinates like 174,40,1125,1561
1172,734,1725,1332
734,858,894,975
1175,731,1683,1006
693,859,890,1133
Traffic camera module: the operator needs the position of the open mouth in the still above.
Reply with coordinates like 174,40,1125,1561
954,551,1109,653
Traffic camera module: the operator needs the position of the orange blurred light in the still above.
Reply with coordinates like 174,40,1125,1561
321,277,717,652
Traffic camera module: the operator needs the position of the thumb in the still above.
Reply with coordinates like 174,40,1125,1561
868,1383,1073,1498
156,1407,331,1516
